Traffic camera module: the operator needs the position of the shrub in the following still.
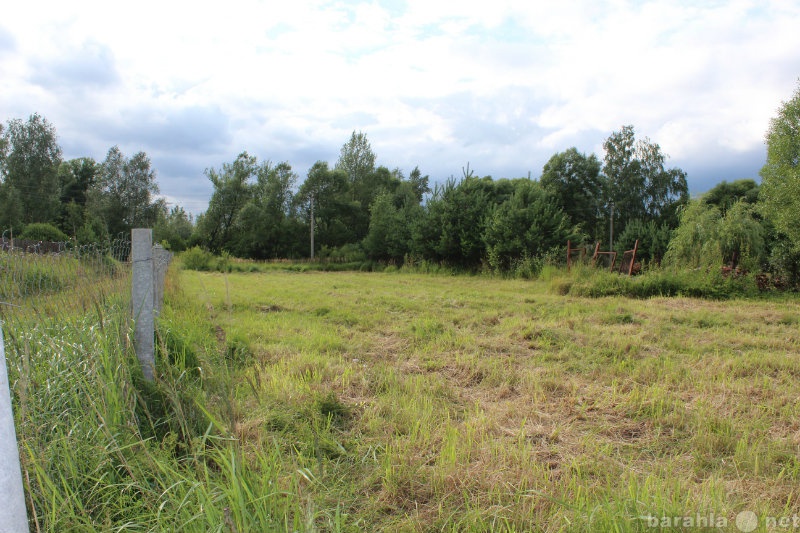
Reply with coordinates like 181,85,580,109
511,255,544,279
765,230,800,289
19,222,68,243
181,246,215,271
319,243,366,263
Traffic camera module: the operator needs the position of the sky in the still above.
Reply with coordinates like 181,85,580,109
1,0,798,214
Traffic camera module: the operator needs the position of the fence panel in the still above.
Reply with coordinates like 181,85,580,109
0,230,171,528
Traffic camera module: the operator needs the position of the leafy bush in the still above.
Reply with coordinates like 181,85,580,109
665,199,765,270
765,233,800,289
181,246,215,271
319,243,367,263
19,222,68,242
510,255,543,279
483,181,576,272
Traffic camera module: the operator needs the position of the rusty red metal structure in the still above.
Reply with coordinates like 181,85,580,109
615,239,639,276
567,240,639,276
566,240,587,272
592,242,617,272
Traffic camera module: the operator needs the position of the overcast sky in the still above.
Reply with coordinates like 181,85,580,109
1,0,798,214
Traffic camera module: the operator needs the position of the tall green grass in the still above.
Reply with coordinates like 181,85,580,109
4,268,334,531
549,263,765,299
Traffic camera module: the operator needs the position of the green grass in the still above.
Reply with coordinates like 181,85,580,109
167,266,800,531
6,258,800,531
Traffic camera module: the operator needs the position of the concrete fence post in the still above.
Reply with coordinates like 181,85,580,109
0,327,30,533
152,245,171,317
131,229,155,381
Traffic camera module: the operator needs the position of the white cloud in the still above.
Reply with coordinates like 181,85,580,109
1,0,799,210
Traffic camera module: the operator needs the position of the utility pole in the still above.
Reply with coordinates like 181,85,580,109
609,202,615,252
310,195,315,260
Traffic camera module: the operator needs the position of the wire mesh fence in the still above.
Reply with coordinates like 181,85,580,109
0,235,135,530
0,236,132,325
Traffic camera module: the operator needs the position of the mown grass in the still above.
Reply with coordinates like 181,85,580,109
5,251,798,531
169,265,800,531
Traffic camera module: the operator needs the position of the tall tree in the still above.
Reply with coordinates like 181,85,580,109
0,113,63,224
0,123,6,166
408,166,431,203
195,152,257,253
602,125,688,235
232,161,300,258
602,125,642,233
96,146,160,235
0,182,23,232
58,157,98,236
540,148,602,237
703,179,760,214
296,161,357,253
0,123,22,231
335,130,376,196
760,81,800,250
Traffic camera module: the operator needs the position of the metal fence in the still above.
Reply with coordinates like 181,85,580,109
0,229,171,530
0,236,132,312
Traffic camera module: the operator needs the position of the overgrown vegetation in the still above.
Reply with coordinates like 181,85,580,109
556,264,761,299
4,267,319,531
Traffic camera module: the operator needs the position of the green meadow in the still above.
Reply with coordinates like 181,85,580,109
160,267,799,531
7,257,799,531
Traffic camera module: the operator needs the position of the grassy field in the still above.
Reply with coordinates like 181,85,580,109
167,268,800,531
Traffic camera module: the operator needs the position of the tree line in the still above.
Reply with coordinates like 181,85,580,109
0,113,189,246
192,126,689,271
191,80,800,286
2,80,799,285
190,126,690,268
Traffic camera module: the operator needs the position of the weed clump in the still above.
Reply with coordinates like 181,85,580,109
564,267,760,299
317,391,351,426
225,333,252,366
